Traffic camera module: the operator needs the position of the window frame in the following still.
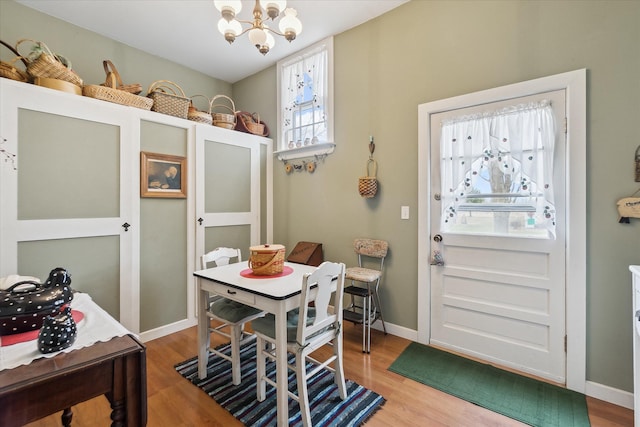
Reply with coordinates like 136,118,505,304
275,37,335,161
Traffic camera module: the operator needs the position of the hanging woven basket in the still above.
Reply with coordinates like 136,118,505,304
358,159,378,198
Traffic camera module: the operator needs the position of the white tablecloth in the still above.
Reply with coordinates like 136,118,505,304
0,292,133,371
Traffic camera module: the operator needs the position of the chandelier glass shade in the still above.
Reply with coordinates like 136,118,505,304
214,0,303,55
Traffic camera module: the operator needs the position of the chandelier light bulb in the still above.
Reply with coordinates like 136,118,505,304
218,18,242,43
214,0,242,21
248,27,267,47
264,1,287,20
278,8,302,42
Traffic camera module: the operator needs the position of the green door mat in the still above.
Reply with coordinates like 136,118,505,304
388,342,590,427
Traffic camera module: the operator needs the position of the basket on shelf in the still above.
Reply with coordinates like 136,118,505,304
147,80,190,119
0,40,29,83
100,60,142,94
187,95,213,125
248,244,285,276
83,73,153,110
235,111,269,137
210,94,236,130
358,159,378,198
16,39,83,87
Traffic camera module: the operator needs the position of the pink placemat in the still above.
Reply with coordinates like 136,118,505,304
240,266,294,279
0,310,84,347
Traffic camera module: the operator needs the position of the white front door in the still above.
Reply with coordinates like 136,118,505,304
429,89,567,383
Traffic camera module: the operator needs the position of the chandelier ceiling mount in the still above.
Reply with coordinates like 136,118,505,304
214,1,303,56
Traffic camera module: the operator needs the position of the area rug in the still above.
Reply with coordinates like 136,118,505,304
388,342,590,427
175,341,385,427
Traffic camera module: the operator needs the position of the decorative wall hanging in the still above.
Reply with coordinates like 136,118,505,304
617,188,640,223
358,136,378,198
635,145,640,182
140,151,187,198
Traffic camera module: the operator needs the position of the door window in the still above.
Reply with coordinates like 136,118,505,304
440,100,556,238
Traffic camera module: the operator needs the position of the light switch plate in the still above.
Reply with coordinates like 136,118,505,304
401,206,410,220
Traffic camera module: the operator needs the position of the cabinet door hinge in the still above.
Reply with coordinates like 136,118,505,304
564,335,567,352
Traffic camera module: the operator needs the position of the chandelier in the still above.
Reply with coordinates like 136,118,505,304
214,1,303,55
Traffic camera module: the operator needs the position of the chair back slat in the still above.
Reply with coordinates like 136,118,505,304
297,261,345,346
201,247,242,269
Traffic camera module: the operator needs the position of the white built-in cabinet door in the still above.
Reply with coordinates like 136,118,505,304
194,124,272,269
0,78,139,331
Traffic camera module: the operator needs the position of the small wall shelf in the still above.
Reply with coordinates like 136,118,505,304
274,142,335,161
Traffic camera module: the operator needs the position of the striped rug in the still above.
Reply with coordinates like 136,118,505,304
175,341,385,427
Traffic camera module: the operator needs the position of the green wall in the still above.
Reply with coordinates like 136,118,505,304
3,0,640,394
233,0,640,394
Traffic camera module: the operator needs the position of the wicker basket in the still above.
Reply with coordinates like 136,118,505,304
187,95,213,125
16,39,83,87
83,73,153,110
147,80,190,119
0,40,29,83
211,94,236,130
101,60,142,94
358,159,378,198
35,76,81,95
248,244,285,276
237,111,265,135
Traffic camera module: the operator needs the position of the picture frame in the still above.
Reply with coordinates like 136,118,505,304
140,151,186,198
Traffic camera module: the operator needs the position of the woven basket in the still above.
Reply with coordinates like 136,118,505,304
101,60,142,94
147,80,190,119
0,40,29,83
358,159,378,198
237,111,265,135
248,244,285,276
187,95,213,125
16,39,83,86
211,94,236,130
83,73,153,110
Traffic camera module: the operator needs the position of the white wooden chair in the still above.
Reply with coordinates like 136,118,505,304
252,261,347,427
202,247,264,385
343,238,388,353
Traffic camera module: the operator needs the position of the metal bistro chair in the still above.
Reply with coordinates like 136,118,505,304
252,261,347,427
343,238,388,353
201,247,265,385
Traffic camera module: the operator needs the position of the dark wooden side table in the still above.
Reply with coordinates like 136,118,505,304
0,334,147,427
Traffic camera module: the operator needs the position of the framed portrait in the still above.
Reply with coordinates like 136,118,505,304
140,151,187,198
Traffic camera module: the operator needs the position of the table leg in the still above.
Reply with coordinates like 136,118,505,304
61,408,72,427
275,304,289,427
198,282,210,379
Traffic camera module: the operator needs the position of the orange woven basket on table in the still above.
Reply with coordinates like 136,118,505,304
0,40,29,83
248,244,285,276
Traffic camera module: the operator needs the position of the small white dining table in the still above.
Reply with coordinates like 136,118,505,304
194,261,319,427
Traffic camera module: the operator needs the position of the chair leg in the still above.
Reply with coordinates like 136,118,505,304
361,293,367,353
296,352,312,427
366,293,372,354
230,324,242,385
334,332,347,400
256,336,266,401
372,288,387,334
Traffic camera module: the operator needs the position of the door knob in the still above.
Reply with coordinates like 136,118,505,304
433,234,442,242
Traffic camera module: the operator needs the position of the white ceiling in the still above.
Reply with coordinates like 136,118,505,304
15,0,409,83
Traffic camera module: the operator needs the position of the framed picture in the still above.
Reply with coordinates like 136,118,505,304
140,151,186,198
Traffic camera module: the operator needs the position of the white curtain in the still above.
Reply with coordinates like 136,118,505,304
280,46,327,140
440,100,556,237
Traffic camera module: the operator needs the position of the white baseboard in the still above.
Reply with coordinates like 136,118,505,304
586,380,634,410
139,317,197,343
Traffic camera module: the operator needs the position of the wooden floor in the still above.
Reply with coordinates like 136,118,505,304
26,324,633,426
